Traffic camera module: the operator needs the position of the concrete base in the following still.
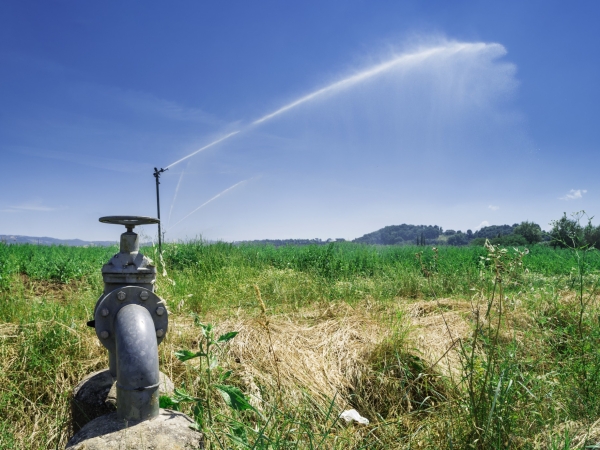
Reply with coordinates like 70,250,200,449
66,409,203,449
71,369,175,434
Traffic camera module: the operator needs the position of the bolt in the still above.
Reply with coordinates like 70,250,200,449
156,329,164,338
139,290,149,301
101,308,110,317
100,330,110,339
156,306,165,316
117,291,127,301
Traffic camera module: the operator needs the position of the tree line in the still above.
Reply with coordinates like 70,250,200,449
352,212,600,249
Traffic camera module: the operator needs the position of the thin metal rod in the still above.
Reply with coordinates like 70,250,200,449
153,167,167,254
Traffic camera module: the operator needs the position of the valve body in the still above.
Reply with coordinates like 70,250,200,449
92,216,168,422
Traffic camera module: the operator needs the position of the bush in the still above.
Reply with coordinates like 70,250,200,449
550,211,600,249
514,221,543,245
470,237,487,246
490,234,528,246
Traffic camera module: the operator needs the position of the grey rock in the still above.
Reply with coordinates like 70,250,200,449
66,410,203,449
71,369,175,434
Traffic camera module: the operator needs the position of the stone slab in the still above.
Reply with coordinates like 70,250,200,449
71,369,175,434
66,409,203,449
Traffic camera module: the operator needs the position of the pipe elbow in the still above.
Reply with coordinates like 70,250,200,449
114,304,160,421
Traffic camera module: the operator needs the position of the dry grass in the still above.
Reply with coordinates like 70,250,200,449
407,299,472,378
15,274,88,300
169,302,394,411
0,294,519,448
2,267,598,448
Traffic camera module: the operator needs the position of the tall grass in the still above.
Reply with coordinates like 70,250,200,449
1,240,600,448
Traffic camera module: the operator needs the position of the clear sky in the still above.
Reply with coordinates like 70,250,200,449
1,1,599,242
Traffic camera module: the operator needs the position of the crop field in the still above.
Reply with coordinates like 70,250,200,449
1,241,600,449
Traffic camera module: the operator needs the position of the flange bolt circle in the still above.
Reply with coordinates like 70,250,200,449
117,291,127,301
156,329,164,338
140,291,149,301
156,307,165,316
101,308,110,317
100,330,110,339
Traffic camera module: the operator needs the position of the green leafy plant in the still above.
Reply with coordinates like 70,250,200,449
160,321,256,432
457,241,524,449
548,212,600,419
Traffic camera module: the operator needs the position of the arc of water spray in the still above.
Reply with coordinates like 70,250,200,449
163,41,487,232
167,162,189,228
165,130,240,170
167,178,250,231
252,42,471,125
164,42,474,170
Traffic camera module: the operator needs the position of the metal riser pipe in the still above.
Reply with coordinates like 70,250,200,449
114,304,160,421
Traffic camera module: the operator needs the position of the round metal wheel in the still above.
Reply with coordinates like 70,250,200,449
99,216,159,230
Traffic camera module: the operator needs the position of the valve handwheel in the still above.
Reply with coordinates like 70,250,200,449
99,216,159,232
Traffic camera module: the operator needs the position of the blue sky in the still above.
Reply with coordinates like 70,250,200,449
1,1,599,242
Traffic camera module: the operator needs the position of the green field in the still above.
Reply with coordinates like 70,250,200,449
1,241,600,448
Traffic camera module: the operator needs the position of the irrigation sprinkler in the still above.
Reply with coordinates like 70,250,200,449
153,167,167,253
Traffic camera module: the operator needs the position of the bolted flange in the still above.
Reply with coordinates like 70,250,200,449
94,286,169,353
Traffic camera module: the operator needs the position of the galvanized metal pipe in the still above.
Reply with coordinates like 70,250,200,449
114,304,160,422
109,351,117,378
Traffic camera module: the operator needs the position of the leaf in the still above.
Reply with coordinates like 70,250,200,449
159,395,180,410
192,313,202,327
219,370,233,382
199,322,213,333
192,401,204,428
175,349,207,362
217,331,239,343
231,422,248,441
189,422,202,432
228,421,249,447
214,384,255,412
173,387,197,403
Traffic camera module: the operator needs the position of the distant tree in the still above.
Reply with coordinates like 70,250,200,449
550,213,584,248
444,229,456,236
584,221,600,249
354,224,443,245
447,232,469,246
514,221,543,245
473,224,517,240
466,229,473,239
470,237,487,246
549,212,600,249
491,234,528,246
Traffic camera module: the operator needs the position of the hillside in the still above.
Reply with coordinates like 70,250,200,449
0,234,116,247
353,223,522,246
